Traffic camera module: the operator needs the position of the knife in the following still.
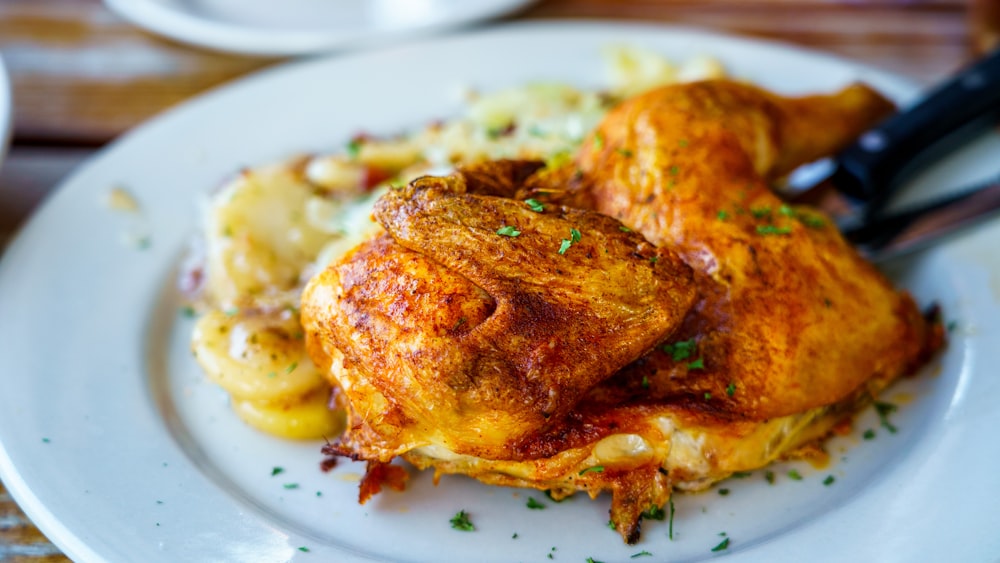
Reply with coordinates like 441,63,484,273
844,177,1000,262
788,47,1000,226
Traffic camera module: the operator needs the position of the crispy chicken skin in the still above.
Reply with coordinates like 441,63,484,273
302,175,696,460
301,80,940,543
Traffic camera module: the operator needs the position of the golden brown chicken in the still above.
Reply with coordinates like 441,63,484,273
301,80,941,544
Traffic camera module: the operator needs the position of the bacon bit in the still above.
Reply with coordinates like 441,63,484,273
319,456,339,473
360,165,392,191
358,462,408,504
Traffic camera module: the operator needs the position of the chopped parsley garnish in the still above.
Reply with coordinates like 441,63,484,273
732,471,752,478
756,225,792,236
298,546,310,553
631,551,653,558
726,382,736,396
180,306,197,318
512,532,519,539
570,228,582,243
594,132,605,149
586,558,606,563
787,469,803,481
558,239,573,255
704,392,712,400
579,466,605,476
283,483,299,489
863,428,876,440
663,338,696,361
799,215,826,228
765,470,775,484
617,148,634,157
641,505,666,521
526,497,546,510
687,358,705,370
874,401,899,433
607,520,616,530
668,498,676,540
779,204,795,216
711,537,731,552
823,475,836,486
525,198,545,212
271,466,284,476
717,210,729,221
496,225,521,237
678,139,689,148
619,225,632,232
451,317,468,332
450,510,475,531
641,375,650,389
669,165,680,176
224,307,239,317
750,206,772,218
649,256,659,264
946,320,958,332
266,372,277,379
285,362,298,374
346,138,363,159
718,488,730,496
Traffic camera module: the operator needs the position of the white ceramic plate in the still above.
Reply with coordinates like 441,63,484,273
104,0,537,56
1,22,999,563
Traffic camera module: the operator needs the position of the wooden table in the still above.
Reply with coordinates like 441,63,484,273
0,0,984,560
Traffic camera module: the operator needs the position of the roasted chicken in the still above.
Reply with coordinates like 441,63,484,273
301,80,941,543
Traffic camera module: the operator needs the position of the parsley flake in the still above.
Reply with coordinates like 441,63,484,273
863,428,876,440
874,401,899,433
718,488,730,496
631,551,653,558
663,338,696,361
687,358,705,370
669,165,680,176
787,469,803,481
617,148,634,157
799,215,826,228
678,139,689,148
283,483,299,489
450,510,475,531
525,198,545,212
756,225,792,236
607,520,616,530
641,375,650,389
496,225,521,237
526,497,546,510
594,132,605,150
512,532,519,539
668,498,676,539
271,466,284,476
732,471,752,478
579,466,604,476
586,558,606,563
750,206,772,218
558,239,573,255
298,546,310,553
570,228,582,243
765,470,775,484
717,210,729,221
726,382,736,397
641,505,666,521
823,475,836,486
285,362,298,374
704,392,712,400
346,138,364,159
180,306,197,318
779,204,795,216
619,225,632,232
711,537,731,552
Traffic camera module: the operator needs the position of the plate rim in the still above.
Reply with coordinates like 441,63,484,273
102,0,539,56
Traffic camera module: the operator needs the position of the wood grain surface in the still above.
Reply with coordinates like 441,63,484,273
0,0,985,560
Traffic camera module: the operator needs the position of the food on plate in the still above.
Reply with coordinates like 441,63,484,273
185,49,725,439
300,79,942,543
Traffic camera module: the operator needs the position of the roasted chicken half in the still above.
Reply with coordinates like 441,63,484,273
301,80,941,543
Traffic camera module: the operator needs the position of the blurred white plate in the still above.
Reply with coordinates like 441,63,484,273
1,22,999,562
0,56,11,166
104,0,537,56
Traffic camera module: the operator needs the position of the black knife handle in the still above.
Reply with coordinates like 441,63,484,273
833,46,1000,217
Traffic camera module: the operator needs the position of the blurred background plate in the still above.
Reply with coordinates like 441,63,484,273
103,0,538,56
